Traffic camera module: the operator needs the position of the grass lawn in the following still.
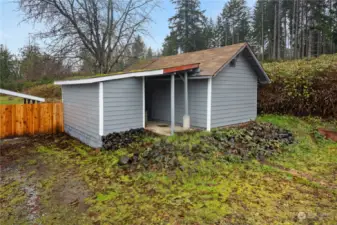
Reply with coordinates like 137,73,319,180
0,96,23,104
0,115,336,224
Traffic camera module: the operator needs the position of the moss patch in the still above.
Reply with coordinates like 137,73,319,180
0,116,336,224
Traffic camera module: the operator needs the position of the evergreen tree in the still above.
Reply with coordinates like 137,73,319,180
0,45,16,86
146,47,153,59
162,32,179,56
219,0,250,46
169,0,206,52
251,0,337,60
132,35,146,59
203,17,217,48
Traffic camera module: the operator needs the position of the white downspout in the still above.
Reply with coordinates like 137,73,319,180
206,77,212,131
99,82,104,136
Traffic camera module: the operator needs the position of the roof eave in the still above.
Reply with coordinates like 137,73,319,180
54,69,164,85
54,63,201,85
0,88,45,102
212,43,271,84
212,43,248,77
245,44,271,84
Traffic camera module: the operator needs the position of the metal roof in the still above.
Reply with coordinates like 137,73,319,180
54,64,200,85
0,88,45,102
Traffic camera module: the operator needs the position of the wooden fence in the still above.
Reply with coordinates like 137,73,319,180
0,103,64,138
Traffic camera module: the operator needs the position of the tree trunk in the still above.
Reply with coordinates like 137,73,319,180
301,0,305,58
261,2,264,61
277,0,281,60
292,0,296,58
284,12,287,58
322,33,326,54
273,2,277,59
307,7,312,59
294,0,299,59
317,31,321,56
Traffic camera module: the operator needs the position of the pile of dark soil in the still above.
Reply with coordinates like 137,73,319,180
205,122,294,161
118,122,294,170
102,128,147,151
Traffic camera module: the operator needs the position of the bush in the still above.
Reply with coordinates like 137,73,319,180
259,54,337,118
24,84,61,101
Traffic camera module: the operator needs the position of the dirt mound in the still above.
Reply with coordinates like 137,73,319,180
118,122,294,170
102,128,149,150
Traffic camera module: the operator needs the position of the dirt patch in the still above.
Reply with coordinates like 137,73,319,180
318,128,337,142
0,134,93,223
52,172,92,213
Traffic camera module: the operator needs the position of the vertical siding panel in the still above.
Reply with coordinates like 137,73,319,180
12,105,16,136
52,103,57,134
33,103,40,134
0,106,6,138
15,104,24,136
4,106,13,137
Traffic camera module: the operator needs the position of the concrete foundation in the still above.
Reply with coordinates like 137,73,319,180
146,121,187,136
183,115,190,129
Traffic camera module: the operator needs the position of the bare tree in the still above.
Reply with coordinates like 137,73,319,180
19,0,158,73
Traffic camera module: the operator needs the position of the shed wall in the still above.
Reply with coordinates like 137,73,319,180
147,78,207,128
103,78,143,133
211,54,257,128
62,84,101,147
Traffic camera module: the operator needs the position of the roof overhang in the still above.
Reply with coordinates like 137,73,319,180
0,88,45,102
213,43,271,84
54,64,200,85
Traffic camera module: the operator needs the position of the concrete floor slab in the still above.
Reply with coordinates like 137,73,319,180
145,121,189,136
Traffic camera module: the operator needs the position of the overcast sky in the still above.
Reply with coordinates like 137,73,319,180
0,0,255,55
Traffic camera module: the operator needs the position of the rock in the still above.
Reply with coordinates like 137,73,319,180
118,156,130,165
297,212,306,222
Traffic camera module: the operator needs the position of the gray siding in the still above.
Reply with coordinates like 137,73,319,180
189,79,208,128
211,54,257,128
62,84,101,147
148,79,207,128
149,80,184,125
103,78,143,133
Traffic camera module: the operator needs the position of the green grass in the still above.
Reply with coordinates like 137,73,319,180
1,115,336,224
0,96,23,104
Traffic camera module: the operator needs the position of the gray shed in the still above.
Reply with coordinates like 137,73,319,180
55,43,270,147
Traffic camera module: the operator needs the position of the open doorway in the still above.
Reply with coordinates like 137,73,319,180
144,76,186,135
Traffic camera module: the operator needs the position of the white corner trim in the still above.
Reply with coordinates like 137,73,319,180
54,69,164,85
99,82,104,136
61,88,64,103
206,77,212,131
0,88,45,102
142,77,145,128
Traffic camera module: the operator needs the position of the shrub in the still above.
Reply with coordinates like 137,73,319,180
259,54,337,118
24,84,61,101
